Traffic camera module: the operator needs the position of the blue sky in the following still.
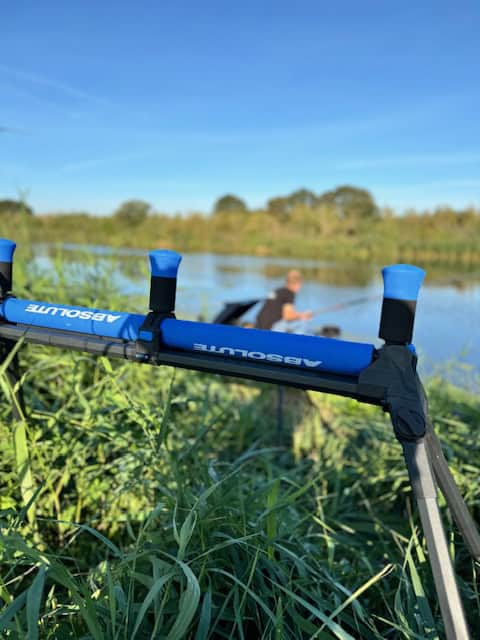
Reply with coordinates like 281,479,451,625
1,1,479,215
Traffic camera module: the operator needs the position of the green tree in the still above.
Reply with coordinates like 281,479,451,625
0,199,33,216
318,185,379,220
213,194,247,214
266,196,288,217
286,188,318,209
113,200,152,225
267,189,318,219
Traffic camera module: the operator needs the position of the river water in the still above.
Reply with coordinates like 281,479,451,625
32,244,480,384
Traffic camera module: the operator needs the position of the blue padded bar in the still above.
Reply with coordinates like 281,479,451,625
0,298,375,376
0,298,145,340
382,264,425,301
0,239,16,263
161,319,374,376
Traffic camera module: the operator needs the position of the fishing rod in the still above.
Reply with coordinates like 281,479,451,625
0,238,479,639
311,294,379,317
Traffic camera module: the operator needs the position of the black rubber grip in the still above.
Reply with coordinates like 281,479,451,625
149,276,177,313
379,297,416,344
0,261,12,297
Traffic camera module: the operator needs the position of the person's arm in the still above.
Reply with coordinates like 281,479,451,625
281,304,312,322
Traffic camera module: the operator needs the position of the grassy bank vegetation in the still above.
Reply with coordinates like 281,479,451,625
0,256,479,638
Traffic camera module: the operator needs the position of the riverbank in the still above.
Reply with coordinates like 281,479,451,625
2,205,480,267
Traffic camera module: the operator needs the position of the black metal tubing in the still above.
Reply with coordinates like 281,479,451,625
0,322,383,403
0,261,13,298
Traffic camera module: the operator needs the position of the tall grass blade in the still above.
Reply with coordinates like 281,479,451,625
194,587,212,640
166,561,201,640
26,565,46,640
131,570,175,639
0,590,28,635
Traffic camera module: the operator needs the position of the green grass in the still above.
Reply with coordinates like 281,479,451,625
0,255,479,639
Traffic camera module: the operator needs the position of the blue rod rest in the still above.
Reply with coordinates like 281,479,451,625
380,263,426,344
149,249,182,279
0,239,16,264
382,264,425,301
148,249,182,313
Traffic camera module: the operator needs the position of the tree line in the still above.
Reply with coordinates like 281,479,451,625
213,185,379,222
1,186,478,267
2,184,477,224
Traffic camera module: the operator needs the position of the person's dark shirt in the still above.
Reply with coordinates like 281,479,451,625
255,287,295,330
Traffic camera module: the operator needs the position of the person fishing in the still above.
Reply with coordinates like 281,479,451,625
255,269,313,333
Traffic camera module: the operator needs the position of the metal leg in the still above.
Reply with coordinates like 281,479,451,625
358,342,475,636
402,439,471,640
425,425,480,562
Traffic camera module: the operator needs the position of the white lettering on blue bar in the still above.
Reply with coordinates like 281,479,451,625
25,304,122,324
193,343,322,368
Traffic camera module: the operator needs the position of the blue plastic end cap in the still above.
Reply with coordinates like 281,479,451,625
149,249,182,278
382,264,426,301
0,239,16,264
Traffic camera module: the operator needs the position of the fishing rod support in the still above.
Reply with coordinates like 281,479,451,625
0,239,16,299
137,249,182,353
360,321,472,637
379,264,425,344
148,249,182,313
358,344,427,441
363,275,474,638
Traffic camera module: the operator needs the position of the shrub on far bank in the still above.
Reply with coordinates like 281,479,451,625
113,199,152,225
0,198,34,216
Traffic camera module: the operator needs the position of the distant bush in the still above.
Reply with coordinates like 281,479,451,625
266,185,379,222
213,194,248,214
317,185,379,220
113,199,152,225
267,188,319,219
0,199,34,216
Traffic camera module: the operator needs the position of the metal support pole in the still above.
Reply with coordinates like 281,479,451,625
425,425,480,562
402,440,470,640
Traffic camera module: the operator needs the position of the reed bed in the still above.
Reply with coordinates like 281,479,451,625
3,208,480,270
